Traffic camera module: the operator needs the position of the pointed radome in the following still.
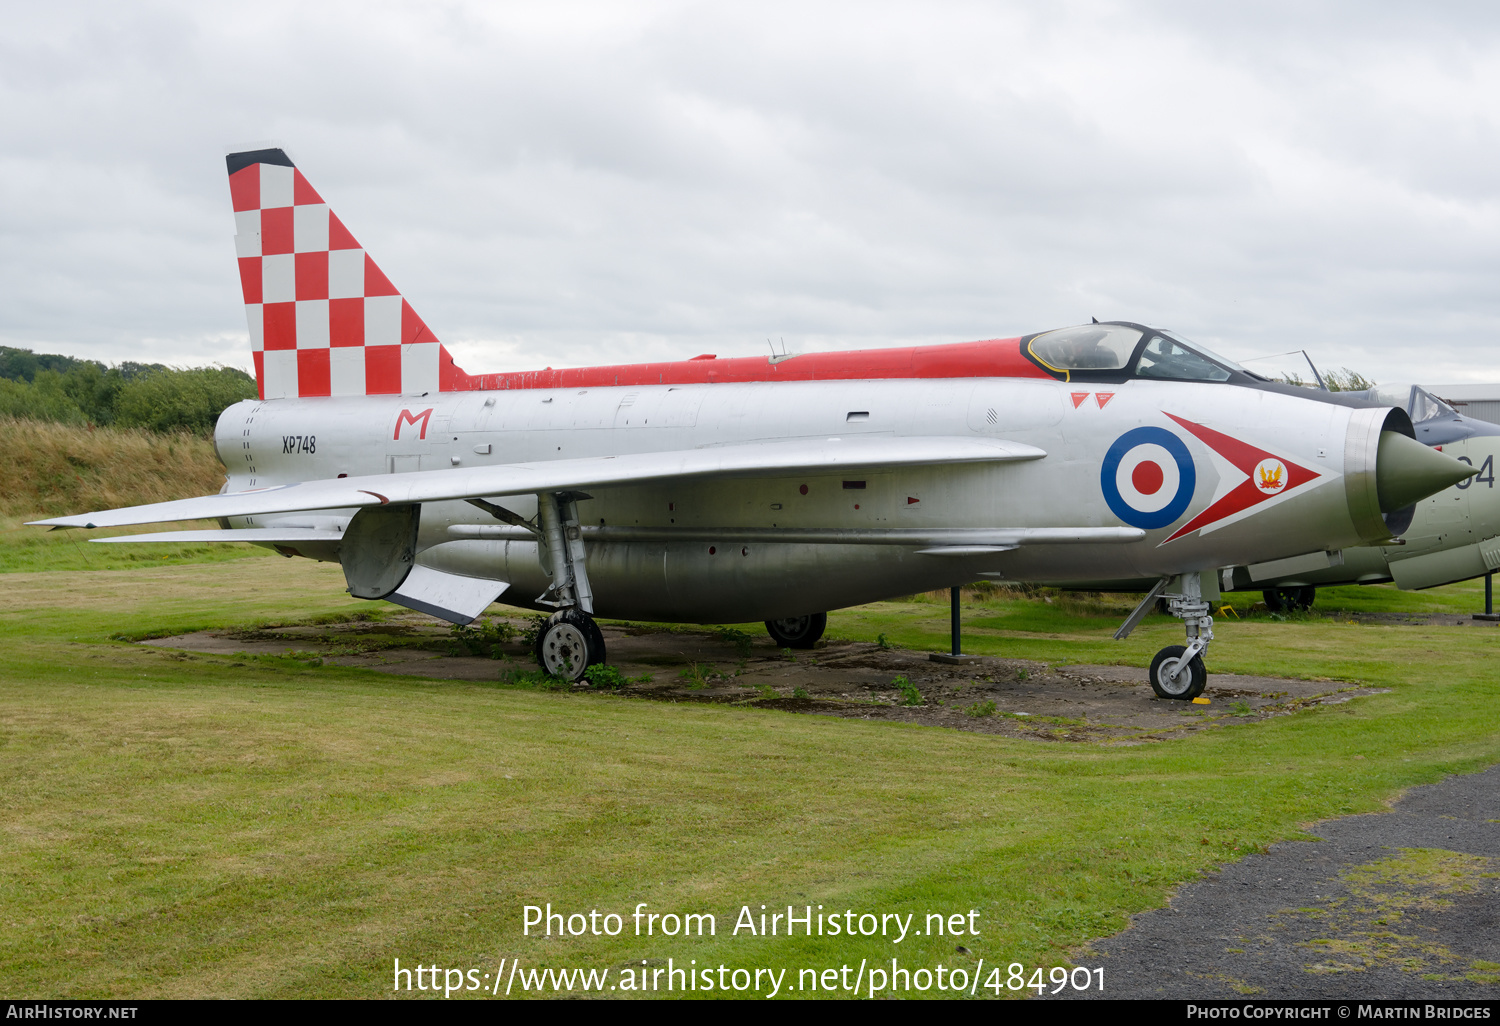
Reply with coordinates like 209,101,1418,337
1376,431,1479,511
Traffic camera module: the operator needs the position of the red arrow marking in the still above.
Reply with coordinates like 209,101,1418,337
1161,414,1320,543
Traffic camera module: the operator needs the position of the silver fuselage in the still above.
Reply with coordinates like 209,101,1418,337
216,376,1393,622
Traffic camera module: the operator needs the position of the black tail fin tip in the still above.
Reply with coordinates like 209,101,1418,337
225,148,295,176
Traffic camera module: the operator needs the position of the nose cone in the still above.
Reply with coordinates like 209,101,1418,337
1376,430,1479,512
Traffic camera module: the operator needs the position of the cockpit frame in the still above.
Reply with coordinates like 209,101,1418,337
1020,321,1244,385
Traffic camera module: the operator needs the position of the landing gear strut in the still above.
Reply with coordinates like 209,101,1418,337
1115,573,1214,700
475,490,606,682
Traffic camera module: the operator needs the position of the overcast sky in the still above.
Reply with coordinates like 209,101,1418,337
3,1,1499,385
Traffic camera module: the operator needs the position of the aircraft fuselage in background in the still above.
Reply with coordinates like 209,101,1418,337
1235,431,1500,597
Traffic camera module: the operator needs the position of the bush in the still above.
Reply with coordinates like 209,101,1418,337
0,348,256,436
0,373,87,425
113,366,257,435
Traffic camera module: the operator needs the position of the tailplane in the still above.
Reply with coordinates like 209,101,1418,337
227,148,469,399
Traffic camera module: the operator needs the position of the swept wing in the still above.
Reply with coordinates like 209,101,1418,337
34,435,1043,530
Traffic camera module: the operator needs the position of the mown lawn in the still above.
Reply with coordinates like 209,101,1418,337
1,556,1496,999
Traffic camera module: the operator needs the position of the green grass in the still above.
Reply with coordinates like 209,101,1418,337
0,517,275,574
1,560,1497,998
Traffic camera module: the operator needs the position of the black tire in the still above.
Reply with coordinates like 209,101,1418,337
534,609,604,682
1148,644,1207,700
1264,587,1314,613
581,616,607,664
765,612,827,649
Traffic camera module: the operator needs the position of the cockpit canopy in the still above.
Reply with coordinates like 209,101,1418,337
1026,323,1239,383
1366,384,1457,425
1353,383,1499,445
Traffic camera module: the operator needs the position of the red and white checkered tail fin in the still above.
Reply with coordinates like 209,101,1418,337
227,148,472,400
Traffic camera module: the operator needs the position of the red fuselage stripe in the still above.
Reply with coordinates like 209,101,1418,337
437,337,1051,391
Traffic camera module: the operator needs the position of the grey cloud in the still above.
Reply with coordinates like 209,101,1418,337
1,0,1498,385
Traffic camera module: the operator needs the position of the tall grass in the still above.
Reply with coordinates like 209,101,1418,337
0,416,226,519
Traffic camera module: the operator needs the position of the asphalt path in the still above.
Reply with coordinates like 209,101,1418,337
1068,764,1500,1000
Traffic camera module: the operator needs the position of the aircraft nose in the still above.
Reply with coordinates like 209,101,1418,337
1375,430,1479,512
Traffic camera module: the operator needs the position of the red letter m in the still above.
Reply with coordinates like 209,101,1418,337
394,408,433,441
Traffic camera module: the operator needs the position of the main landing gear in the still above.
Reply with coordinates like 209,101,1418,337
475,490,605,683
1115,573,1215,701
765,612,827,649
1263,585,1316,613
535,608,606,681
532,491,605,682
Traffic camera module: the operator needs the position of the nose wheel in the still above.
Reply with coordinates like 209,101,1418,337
1149,644,1207,699
1116,573,1216,702
535,609,606,682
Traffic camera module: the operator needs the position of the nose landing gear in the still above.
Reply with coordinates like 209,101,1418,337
1116,572,1215,700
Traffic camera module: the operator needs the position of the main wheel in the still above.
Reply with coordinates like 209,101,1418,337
1149,644,1207,700
765,612,827,649
581,615,607,665
1264,586,1315,612
534,609,604,682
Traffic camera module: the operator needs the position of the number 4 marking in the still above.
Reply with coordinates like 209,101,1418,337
1457,454,1494,490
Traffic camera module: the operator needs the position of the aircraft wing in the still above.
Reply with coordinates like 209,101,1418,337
32,435,1044,530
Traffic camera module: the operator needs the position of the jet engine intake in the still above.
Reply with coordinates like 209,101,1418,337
341,503,420,599
1344,407,1478,541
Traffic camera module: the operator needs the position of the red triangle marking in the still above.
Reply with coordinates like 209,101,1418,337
907,496,920,505
1095,392,1115,409
1161,413,1321,543
1071,392,1090,408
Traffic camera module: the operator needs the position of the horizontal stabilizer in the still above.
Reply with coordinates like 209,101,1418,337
33,435,1045,530
386,565,509,625
92,528,342,544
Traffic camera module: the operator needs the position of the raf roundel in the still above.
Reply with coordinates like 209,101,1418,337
1100,426,1197,530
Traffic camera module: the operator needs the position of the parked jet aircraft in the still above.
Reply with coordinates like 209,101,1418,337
31,148,1477,701
1229,384,1500,607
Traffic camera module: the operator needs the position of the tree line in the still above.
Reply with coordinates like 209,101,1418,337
0,346,257,436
